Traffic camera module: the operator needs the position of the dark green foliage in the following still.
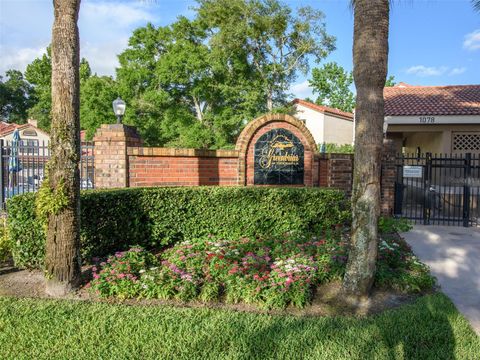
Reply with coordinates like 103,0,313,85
0,70,34,122
385,75,396,87
378,216,413,234
7,187,350,269
309,62,355,113
80,75,118,140
6,193,45,269
319,143,354,154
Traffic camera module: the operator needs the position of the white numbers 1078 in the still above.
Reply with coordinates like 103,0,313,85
419,116,435,123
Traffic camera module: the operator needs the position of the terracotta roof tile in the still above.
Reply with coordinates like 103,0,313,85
292,99,354,120
384,84,480,116
0,122,20,136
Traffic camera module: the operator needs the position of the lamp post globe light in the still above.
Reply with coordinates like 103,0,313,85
112,97,126,124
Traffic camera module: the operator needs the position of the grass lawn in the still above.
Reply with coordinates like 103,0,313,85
0,294,478,360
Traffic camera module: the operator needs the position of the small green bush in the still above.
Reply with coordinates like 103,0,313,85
7,187,350,269
379,216,413,234
6,193,45,268
0,217,11,262
318,143,354,154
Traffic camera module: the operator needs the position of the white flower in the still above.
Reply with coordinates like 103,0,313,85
139,269,146,274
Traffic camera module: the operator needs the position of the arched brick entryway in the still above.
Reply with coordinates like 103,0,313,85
235,113,318,186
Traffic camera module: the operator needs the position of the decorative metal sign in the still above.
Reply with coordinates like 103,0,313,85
254,128,304,185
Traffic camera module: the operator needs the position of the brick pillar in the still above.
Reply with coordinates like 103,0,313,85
381,137,398,215
93,124,142,188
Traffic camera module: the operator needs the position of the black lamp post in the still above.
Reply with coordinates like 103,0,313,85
112,97,126,124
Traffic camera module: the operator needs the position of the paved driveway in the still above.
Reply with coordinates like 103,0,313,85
401,225,480,335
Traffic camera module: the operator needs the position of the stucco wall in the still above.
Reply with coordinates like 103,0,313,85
294,103,325,144
403,132,444,154
323,114,354,145
388,124,480,154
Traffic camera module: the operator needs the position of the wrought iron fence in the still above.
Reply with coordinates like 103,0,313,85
0,140,95,208
394,152,480,227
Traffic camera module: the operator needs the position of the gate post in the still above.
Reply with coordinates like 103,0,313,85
423,152,432,225
0,140,4,209
93,124,143,189
463,153,472,227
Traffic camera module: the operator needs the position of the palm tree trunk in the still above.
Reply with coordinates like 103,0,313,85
342,0,389,297
45,0,81,296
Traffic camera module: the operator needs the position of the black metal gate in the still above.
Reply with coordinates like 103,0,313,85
394,153,480,227
0,140,95,209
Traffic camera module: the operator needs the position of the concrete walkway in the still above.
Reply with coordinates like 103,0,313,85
401,225,480,335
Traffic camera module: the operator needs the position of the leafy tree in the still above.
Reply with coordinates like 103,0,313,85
309,62,355,112
116,17,265,148
25,49,52,130
25,48,92,131
0,70,34,122
80,75,118,140
342,0,390,297
197,0,336,111
116,0,335,148
385,75,396,87
45,0,81,296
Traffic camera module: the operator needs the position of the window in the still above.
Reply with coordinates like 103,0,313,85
19,139,39,155
452,132,480,152
22,129,37,137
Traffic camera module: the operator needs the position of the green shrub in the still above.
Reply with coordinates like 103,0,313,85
318,143,354,154
0,217,11,262
6,193,45,268
378,216,413,234
7,187,350,269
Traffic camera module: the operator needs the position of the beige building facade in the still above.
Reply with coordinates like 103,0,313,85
384,84,480,155
292,99,354,146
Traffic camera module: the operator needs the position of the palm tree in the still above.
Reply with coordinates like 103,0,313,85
342,0,390,297
45,0,82,296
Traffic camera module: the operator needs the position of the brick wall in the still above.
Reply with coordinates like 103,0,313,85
128,147,239,187
93,124,142,189
92,120,399,215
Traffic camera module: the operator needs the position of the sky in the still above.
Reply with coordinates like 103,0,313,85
1,0,479,100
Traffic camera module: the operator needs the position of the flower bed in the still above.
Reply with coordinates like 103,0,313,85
89,231,435,309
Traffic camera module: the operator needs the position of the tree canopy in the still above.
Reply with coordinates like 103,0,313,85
2,0,336,148
0,70,34,123
116,0,335,148
309,62,355,113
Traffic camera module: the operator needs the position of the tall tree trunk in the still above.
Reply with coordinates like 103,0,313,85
266,89,273,111
45,0,81,296
342,0,389,297
192,95,204,122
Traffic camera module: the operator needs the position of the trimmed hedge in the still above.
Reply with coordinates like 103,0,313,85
7,187,350,269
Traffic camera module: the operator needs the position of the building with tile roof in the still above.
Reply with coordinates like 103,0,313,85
0,119,50,145
292,99,354,146
384,83,480,154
